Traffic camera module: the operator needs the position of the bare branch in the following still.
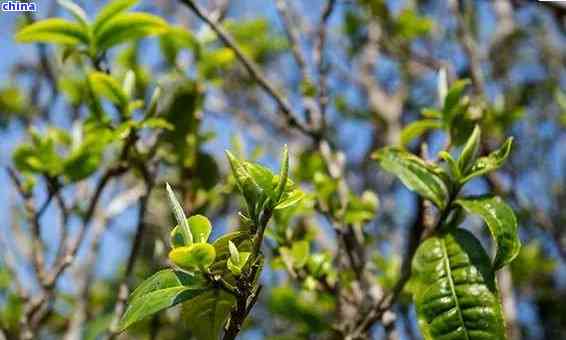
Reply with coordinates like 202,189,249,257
180,0,311,135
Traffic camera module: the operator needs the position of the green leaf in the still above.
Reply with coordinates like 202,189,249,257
165,183,193,245
226,150,262,208
457,125,481,174
400,119,443,146
187,215,212,243
183,288,236,340
373,147,449,208
210,231,251,276
170,226,187,248
160,26,200,65
227,241,251,276
119,269,208,331
122,70,136,99
291,241,310,268
88,72,128,107
275,145,289,203
438,151,461,180
344,191,379,224
63,147,102,182
412,229,505,340
94,12,168,51
145,86,161,118
455,195,521,269
58,0,89,27
169,244,216,271
460,137,513,183
443,79,470,123
93,0,138,35
15,18,89,45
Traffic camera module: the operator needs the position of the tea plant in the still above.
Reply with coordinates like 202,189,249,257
2,0,534,339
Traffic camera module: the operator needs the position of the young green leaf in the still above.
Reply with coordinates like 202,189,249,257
122,70,136,99
412,228,505,340
460,137,513,183
169,244,216,271
227,251,251,276
94,12,168,51
145,86,161,118
373,147,449,208
183,288,236,340
458,124,481,174
442,79,470,123
170,226,186,248
210,232,250,275
455,195,521,270
93,0,138,35
57,0,89,27
275,145,289,203
88,72,128,107
438,151,461,180
15,18,89,45
119,269,208,331
400,119,442,146
165,183,193,245
228,240,240,264
226,241,251,276
187,215,212,243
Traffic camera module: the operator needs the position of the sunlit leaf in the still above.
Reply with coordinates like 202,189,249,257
400,119,442,146
373,147,449,208
412,229,505,340
455,195,521,269
460,137,513,183
94,12,168,51
16,18,89,45
93,0,138,35
88,72,128,107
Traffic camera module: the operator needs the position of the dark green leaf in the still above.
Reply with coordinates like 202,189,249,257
120,269,208,331
373,147,449,208
183,288,236,340
412,229,505,340
455,195,521,269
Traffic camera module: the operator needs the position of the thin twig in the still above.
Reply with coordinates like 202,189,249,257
180,0,311,135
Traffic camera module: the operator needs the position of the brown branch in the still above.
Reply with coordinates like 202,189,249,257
314,0,336,123
449,0,486,96
106,174,155,339
180,0,311,136
6,167,47,285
